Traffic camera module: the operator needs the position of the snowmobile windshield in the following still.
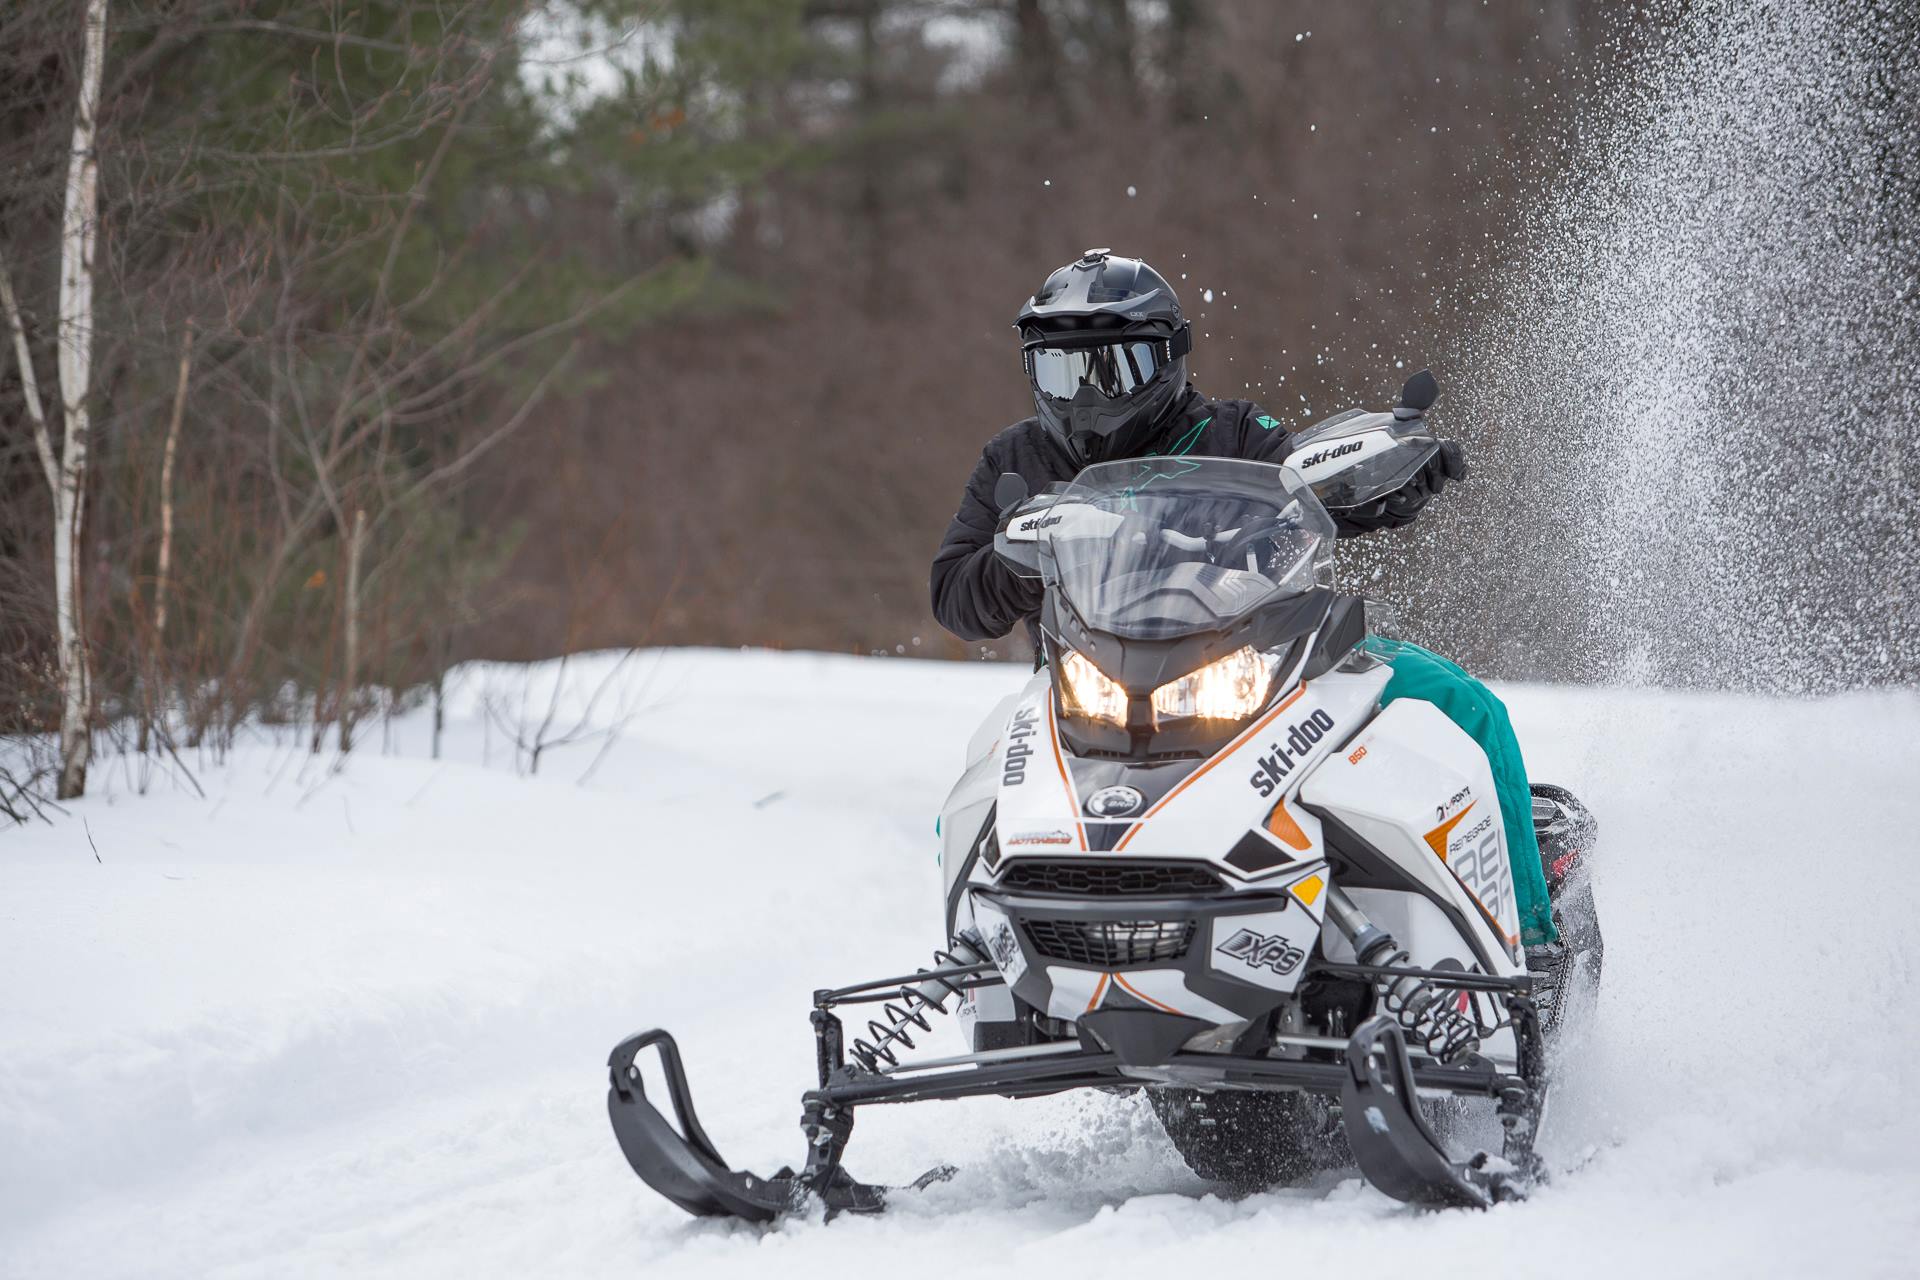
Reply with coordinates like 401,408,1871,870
1038,457,1336,640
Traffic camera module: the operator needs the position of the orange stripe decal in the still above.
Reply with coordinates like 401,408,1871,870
1085,972,1111,1013
1422,800,1477,862
1117,683,1310,850
1044,697,1088,851
1111,972,1184,1016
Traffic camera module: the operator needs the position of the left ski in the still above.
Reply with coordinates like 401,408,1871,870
607,1029,947,1222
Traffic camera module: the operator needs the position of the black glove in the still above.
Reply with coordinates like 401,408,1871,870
991,494,1050,580
987,504,1046,621
1332,439,1466,536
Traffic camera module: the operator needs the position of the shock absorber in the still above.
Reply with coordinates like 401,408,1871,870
847,938,990,1072
1323,885,1482,1062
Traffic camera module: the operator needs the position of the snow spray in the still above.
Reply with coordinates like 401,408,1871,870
1440,0,1918,692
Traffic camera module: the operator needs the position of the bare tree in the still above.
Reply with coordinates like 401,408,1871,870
136,319,191,754
0,0,108,799
338,507,366,754
49,0,106,798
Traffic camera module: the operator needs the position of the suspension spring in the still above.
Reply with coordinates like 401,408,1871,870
848,947,981,1072
1369,944,1482,1062
1322,883,1486,1064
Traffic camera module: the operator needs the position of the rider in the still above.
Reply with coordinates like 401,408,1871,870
929,248,1561,947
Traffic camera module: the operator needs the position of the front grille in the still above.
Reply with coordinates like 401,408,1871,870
1023,917,1196,966
996,860,1225,897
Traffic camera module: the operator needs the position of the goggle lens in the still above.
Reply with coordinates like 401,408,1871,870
1030,340,1164,399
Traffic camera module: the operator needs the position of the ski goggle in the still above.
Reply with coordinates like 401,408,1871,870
1027,339,1167,400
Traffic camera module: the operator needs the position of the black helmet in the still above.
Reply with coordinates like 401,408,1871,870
1016,248,1192,465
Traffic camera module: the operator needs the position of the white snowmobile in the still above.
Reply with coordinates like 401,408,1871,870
607,372,1602,1219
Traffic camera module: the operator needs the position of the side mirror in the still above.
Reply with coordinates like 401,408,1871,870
993,471,1030,514
1396,368,1438,415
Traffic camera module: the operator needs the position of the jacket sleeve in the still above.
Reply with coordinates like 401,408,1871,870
930,446,1045,642
1236,400,1301,463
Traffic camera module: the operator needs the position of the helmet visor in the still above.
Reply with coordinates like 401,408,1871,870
1029,340,1164,400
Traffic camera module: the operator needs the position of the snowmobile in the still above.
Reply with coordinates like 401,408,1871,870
607,371,1603,1220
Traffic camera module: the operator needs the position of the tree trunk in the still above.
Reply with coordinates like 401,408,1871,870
338,507,367,753
152,321,191,641
1015,0,1067,120
431,625,449,760
1165,0,1206,127
52,0,109,800
855,0,887,300
141,319,192,753
1093,1,1138,98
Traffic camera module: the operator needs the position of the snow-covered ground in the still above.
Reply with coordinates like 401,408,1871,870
4,649,1919,1278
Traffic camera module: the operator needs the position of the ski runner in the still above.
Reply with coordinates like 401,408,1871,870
930,248,1562,946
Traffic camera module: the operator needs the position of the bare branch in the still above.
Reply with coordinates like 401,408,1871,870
401,340,578,498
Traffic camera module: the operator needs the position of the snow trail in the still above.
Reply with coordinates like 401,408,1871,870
3,650,1918,1278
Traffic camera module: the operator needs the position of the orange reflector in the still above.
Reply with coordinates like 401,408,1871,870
1264,797,1312,851
1290,872,1325,907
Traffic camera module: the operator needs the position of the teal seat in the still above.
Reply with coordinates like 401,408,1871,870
1361,636,1555,945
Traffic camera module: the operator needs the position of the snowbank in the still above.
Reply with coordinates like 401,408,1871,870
3,649,1918,1277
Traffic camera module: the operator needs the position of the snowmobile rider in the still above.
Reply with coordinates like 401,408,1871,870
929,248,1557,946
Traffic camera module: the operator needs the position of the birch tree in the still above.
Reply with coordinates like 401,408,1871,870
49,0,104,797
0,0,106,799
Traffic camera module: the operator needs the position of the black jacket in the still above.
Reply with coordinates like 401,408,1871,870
930,388,1306,643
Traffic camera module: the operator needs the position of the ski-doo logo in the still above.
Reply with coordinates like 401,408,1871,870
1248,709,1338,798
1295,439,1365,471
1017,513,1063,534
1003,706,1041,787
1216,928,1306,976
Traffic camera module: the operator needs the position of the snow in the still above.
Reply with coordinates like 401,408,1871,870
4,648,1920,1278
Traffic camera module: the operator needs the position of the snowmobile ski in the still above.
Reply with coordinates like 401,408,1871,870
607,1029,948,1221
1340,1015,1527,1208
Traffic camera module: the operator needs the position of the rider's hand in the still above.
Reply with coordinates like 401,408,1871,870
991,497,1050,581
1332,439,1465,535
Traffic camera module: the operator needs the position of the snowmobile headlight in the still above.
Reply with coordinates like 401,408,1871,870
1058,649,1128,726
1151,645,1282,725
